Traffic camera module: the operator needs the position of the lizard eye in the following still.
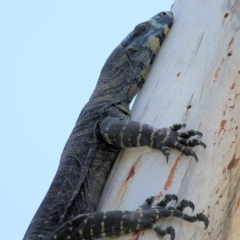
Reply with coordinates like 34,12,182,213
140,25,147,32
138,24,149,33
133,23,149,35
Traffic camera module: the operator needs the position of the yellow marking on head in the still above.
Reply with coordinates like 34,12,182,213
84,219,88,224
69,227,73,231
149,36,160,52
141,65,151,81
90,228,93,236
67,236,71,239
53,235,57,239
101,233,107,237
79,229,83,235
164,25,170,35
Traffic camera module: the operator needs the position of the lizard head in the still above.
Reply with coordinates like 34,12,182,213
121,11,174,103
88,11,173,110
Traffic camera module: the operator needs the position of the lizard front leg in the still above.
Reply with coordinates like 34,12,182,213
100,109,206,162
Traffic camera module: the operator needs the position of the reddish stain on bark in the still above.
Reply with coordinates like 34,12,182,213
131,232,144,240
228,37,234,50
214,67,221,79
224,13,229,18
222,167,227,174
155,191,163,201
228,154,240,170
215,188,219,194
231,83,236,90
238,70,240,74
126,165,135,181
236,197,240,210
164,154,182,190
235,93,240,99
218,120,227,134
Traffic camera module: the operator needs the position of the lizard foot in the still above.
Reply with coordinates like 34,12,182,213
156,123,206,162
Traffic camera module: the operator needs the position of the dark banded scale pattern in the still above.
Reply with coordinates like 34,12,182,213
50,194,208,240
23,11,207,240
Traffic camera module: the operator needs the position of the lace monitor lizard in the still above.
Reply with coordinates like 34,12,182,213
23,11,208,240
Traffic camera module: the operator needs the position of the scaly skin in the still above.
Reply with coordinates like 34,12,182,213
23,11,207,240
49,194,209,240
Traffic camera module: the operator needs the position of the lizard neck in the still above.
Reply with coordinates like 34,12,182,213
87,45,137,111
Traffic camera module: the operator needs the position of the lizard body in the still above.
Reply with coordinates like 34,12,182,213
24,11,207,240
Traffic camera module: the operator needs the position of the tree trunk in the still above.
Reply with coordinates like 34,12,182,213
98,0,240,239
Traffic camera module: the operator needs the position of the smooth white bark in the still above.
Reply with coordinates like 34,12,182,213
98,0,240,239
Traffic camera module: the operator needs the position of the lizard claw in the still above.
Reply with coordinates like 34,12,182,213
192,151,198,162
196,213,209,229
161,146,170,163
177,199,195,212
